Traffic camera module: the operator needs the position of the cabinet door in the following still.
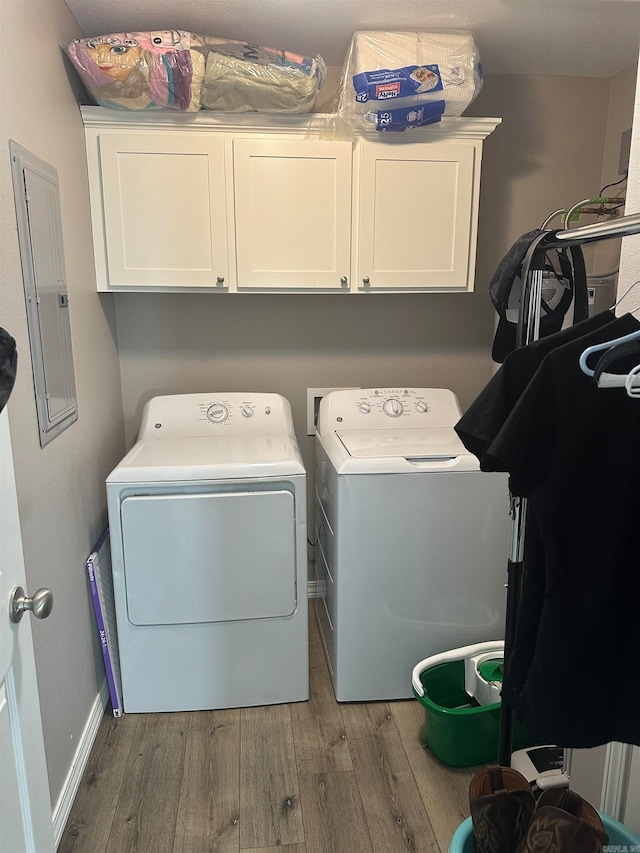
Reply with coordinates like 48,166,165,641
233,138,352,290
356,140,478,291
99,133,230,288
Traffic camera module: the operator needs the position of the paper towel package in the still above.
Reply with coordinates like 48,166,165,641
337,30,483,131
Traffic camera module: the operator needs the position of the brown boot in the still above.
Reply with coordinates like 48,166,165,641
516,788,609,852
469,765,536,853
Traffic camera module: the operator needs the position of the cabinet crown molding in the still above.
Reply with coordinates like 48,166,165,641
80,106,501,141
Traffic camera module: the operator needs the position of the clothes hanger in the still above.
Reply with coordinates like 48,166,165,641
624,363,640,398
579,328,640,382
592,337,640,383
578,279,640,388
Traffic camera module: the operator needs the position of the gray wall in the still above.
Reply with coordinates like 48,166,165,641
0,0,126,809
594,63,638,275
115,73,612,528
0,3,636,822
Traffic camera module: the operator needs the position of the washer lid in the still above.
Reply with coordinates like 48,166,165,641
107,433,305,483
336,428,467,459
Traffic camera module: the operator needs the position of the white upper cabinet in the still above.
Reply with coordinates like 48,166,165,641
354,138,478,291
81,109,500,293
98,132,231,289
233,138,352,290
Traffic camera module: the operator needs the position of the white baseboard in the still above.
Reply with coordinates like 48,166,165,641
53,678,109,846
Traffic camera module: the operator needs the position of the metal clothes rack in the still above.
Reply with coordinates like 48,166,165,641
497,211,640,767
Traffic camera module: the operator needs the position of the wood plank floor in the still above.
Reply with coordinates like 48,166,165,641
59,604,479,853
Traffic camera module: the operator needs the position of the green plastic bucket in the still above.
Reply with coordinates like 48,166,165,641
449,813,640,852
413,658,537,767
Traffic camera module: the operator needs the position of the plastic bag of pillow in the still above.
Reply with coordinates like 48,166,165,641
337,30,483,132
65,30,205,111
192,34,326,113
65,30,326,114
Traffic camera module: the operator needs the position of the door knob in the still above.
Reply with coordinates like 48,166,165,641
9,586,53,623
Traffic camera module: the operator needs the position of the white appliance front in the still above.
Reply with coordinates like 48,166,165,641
121,490,296,625
314,387,510,702
107,393,308,713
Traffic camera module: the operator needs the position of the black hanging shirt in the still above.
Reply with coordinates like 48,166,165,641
456,312,640,748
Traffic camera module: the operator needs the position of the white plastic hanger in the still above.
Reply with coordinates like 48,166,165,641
625,363,640,398
578,279,640,386
579,328,640,384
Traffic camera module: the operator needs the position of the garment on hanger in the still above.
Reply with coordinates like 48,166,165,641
455,310,615,466
456,312,640,748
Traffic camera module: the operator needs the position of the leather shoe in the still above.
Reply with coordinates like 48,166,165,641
469,764,536,853
516,787,609,852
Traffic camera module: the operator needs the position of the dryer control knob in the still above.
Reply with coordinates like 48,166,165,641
415,400,429,413
383,398,404,417
358,402,371,414
207,403,229,423
241,406,254,418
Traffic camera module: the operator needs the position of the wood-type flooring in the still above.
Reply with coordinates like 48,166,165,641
58,604,478,853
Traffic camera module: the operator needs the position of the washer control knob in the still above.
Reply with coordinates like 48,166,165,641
383,398,403,418
207,403,229,423
415,400,429,413
358,402,371,414
241,406,254,418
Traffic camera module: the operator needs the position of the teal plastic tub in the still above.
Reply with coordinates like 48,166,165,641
449,813,640,852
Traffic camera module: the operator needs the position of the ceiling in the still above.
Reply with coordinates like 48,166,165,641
63,0,640,79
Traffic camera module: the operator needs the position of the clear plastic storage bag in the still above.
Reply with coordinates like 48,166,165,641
193,36,326,113
65,31,205,111
336,30,483,132
65,30,326,114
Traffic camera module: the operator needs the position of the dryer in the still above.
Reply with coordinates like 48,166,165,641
107,392,308,713
314,387,510,702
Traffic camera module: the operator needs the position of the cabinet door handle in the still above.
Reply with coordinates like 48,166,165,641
340,276,348,285
362,276,370,285
216,275,225,284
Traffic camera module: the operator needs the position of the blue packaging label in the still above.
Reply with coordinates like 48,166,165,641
368,100,446,132
353,64,443,103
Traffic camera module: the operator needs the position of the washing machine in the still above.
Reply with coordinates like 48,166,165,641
314,387,511,702
106,392,308,713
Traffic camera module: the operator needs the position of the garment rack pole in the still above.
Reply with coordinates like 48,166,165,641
496,210,640,768
553,212,640,246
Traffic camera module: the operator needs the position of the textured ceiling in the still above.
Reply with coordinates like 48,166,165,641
63,0,640,78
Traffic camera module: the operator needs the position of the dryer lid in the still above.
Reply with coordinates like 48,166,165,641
336,428,468,459
107,433,305,483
